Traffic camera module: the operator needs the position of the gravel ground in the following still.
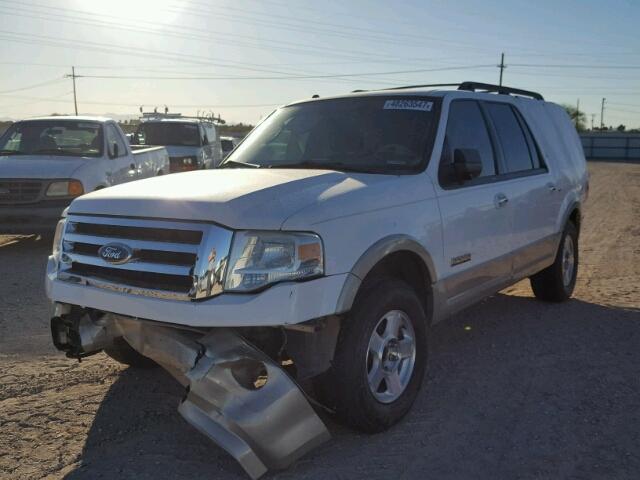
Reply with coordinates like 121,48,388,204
0,161,639,480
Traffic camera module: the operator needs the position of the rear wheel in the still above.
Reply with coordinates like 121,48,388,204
104,337,157,368
530,221,579,302
315,278,428,433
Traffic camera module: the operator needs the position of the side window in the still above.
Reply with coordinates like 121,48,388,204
106,124,126,158
439,100,496,186
200,125,208,145
515,110,545,170
485,103,534,173
206,125,216,143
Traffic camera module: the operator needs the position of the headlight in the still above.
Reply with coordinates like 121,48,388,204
224,231,323,292
52,218,66,257
46,180,84,197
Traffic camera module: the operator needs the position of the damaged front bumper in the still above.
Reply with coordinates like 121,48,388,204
51,307,330,479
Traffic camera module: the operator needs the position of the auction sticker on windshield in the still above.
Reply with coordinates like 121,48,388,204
383,99,433,111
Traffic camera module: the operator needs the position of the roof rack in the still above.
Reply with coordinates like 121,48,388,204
139,107,226,124
352,81,544,100
457,82,544,100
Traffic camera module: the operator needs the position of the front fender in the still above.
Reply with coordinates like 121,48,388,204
335,234,437,314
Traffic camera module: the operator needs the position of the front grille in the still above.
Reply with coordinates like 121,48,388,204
0,180,43,204
169,156,198,173
69,262,194,293
58,215,233,301
71,222,202,244
69,242,197,266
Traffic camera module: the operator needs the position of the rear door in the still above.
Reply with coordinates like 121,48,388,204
482,102,559,277
435,100,514,304
105,123,136,184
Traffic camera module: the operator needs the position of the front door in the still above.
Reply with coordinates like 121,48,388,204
434,100,514,305
105,123,136,185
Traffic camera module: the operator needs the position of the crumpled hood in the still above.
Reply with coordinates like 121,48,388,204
68,169,401,229
0,155,87,179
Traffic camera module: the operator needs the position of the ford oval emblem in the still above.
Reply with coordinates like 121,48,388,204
98,243,133,265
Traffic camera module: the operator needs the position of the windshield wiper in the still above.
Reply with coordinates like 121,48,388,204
0,149,25,155
219,159,261,169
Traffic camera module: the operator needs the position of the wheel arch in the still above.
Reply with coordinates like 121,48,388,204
560,201,582,236
335,235,437,319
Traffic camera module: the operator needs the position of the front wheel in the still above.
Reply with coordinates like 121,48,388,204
315,278,428,433
530,221,579,302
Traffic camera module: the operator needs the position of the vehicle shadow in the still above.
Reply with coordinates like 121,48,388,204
65,292,640,480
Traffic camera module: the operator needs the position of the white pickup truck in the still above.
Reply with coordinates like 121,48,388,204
0,116,169,230
46,83,588,479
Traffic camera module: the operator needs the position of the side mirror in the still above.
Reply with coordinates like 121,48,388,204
202,136,209,146
453,148,482,182
110,141,119,158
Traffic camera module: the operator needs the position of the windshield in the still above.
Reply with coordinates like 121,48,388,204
0,120,103,157
222,96,440,174
135,122,201,147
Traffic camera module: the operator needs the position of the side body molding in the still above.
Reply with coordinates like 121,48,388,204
335,235,441,319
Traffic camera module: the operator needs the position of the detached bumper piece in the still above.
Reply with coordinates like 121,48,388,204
52,310,329,479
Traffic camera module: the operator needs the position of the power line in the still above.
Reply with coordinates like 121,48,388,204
509,63,640,70
0,77,65,95
0,0,502,67
0,2,395,64
0,31,413,88
71,64,494,81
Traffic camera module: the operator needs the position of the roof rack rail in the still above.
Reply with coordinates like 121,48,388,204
352,81,543,100
457,82,544,100
352,83,460,93
139,108,226,124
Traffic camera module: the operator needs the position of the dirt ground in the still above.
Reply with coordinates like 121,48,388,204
1,161,639,479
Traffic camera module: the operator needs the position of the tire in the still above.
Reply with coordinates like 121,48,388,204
104,337,158,368
530,221,579,302
315,278,428,433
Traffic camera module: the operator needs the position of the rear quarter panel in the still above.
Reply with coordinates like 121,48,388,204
518,100,588,232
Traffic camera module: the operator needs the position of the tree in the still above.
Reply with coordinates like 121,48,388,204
616,124,626,132
561,104,587,132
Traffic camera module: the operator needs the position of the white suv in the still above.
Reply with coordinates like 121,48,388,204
46,82,588,478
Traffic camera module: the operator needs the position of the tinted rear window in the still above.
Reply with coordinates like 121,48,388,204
485,103,534,173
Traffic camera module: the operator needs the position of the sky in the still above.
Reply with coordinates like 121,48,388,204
0,0,639,127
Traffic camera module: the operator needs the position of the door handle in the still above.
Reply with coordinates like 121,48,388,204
494,193,509,208
128,163,137,175
547,182,560,192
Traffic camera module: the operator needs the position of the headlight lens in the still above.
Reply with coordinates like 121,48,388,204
224,231,323,292
52,218,66,257
46,180,84,197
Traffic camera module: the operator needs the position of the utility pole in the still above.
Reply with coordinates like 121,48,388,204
591,113,595,131
64,66,79,115
600,97,606,130
498,52,506,86
576,98,580,128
